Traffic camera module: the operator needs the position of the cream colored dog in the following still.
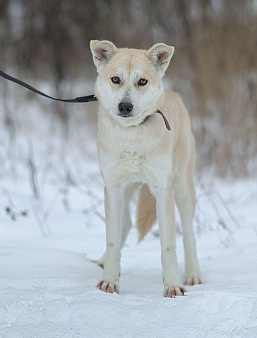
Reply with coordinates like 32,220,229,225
90,40,201,297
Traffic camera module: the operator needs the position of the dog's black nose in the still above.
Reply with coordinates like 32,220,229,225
118,102,133,117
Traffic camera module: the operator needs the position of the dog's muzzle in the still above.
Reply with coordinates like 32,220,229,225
118,101,133,118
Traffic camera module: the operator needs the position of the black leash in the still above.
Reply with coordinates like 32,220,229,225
0,69,170,130
0,69,97,103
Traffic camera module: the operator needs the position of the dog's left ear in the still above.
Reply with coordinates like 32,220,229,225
146,43,174,76
90,40,118,72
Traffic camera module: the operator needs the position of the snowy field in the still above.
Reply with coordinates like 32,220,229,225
0,92,257,337
1,176,257,338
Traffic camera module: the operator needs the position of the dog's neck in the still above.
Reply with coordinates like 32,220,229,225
140,110,171,130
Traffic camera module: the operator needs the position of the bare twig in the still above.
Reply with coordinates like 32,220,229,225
27,141,51,238
83,197,104,215
213,191,241,228
41,192,59,227
197,189,240,230
30,200,48,238
3,187,15,209
94,210,105,223
27,142,40,199
206,194,232,233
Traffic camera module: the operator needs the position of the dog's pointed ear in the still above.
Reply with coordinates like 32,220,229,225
90,40,118,72
146,43,174,75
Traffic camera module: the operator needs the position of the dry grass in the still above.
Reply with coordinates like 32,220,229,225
0,0,256,177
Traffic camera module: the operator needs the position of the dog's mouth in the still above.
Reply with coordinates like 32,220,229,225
118,113,133,118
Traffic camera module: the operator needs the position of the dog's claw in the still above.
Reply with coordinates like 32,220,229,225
164,286,187,298
97,280,119,293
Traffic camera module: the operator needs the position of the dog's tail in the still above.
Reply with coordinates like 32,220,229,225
137,184,156,242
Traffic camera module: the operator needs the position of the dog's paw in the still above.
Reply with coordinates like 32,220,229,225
164,286,187,298
185,276,202,285
97,280,119,293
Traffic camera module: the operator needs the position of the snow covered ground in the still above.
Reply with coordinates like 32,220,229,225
0,90,257,337
0,174,257,337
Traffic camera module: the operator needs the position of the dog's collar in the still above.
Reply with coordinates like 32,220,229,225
155,110,171,130
141,110,171,130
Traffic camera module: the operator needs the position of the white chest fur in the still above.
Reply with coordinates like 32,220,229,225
120,150,145,173
97,113,174,189
99,146,173,191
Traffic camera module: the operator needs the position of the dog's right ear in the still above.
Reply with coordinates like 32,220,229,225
90,40,118,72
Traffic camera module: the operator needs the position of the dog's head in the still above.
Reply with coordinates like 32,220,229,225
90,40,174,127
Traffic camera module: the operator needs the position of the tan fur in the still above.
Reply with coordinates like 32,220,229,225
90,40,201,296
137,184,157,242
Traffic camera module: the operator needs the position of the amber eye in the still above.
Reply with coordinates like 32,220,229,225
138,78,148,86
111,76,121,84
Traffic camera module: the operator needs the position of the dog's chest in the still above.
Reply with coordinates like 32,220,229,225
100,147,153,185
102,146,172,188
119,150,145,173
98,121,172,186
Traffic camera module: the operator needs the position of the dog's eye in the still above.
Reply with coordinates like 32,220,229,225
111,76,121,84
138,78,148,86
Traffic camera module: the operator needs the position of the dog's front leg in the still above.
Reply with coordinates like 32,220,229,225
97,185,124,293
155,187,186,297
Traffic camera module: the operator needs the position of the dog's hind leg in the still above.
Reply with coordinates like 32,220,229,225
173,166,201,285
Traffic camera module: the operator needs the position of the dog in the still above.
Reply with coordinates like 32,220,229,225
90,40,201,297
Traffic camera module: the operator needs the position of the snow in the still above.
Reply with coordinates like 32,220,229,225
0,175,257,337
0,88,257,337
